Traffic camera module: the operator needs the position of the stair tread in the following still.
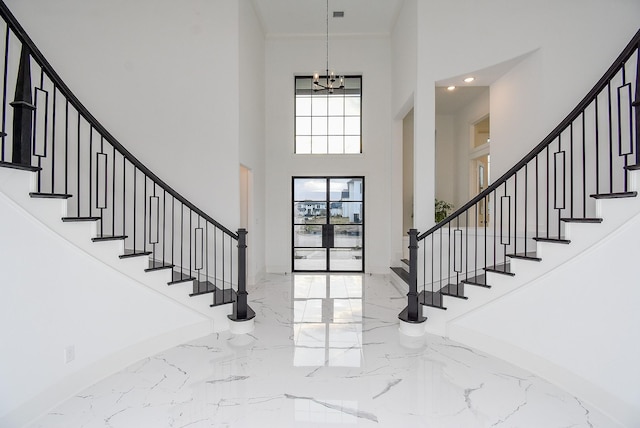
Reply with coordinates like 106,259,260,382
91,235,127,242
484,263,515,276
145,260,174,272
626,164,640,171
506,252,541,261
440,283,467,299
400,258,409,266
461,274,491,288
62,216,101,222
119,249,152,259
30,192,72,199
209,288,236,307
560,217,603,223
0,161,40,172
390,266,409,284
533,237,571,244
590,191,637,199
191,280,236,303
418,290,446,310
168,270,196,285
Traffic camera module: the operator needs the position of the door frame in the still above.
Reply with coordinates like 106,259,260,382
291,176,365,273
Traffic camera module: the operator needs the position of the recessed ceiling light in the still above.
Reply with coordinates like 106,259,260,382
447,86,456,91
464,77,475,83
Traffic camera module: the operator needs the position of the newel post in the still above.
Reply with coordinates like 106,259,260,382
398,228,426,326
11,44,34,165
228,228,255,325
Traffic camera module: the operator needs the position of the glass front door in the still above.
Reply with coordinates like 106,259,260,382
292,177,364,272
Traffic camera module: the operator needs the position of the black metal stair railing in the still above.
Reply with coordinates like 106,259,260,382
0,1,254,322
400,28,640,324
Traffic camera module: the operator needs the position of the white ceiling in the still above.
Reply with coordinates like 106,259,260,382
250,0,405,37
435,87,489,115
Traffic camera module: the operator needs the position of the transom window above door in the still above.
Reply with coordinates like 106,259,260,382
294,76,362,154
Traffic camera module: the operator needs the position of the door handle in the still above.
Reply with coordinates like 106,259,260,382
322,224,335,248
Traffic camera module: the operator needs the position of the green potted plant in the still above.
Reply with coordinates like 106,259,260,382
435,199,454,223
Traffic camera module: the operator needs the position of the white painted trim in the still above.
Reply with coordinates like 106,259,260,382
399,319,426,337
229,318,255,334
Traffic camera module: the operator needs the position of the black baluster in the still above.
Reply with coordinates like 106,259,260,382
595,97,600,194
524,164,528,255
634,43,640,166
64,100,68,195
51,86,56,193
76,112,80,216
569,122,573,217
11,44,34,166
582,111,586,217
1,26,10,161
608,81,613,193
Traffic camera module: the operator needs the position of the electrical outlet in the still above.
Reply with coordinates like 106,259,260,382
64,345,75,364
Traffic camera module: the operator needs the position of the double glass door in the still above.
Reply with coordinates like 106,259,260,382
292,177,364,272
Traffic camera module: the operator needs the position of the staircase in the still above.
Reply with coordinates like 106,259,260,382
0,1,254,328
393,28,640,337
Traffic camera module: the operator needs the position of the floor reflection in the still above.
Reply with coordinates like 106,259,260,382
293,275,363,368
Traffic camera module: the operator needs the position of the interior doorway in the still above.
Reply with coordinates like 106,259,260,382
292,177,364,272
469,116,490,226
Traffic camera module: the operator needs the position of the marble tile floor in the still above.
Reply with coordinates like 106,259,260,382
30,273,618,428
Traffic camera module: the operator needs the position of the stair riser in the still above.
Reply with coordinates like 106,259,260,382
595,191,640,225
629,169,638,192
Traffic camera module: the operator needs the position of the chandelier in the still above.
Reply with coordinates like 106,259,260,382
313,0,344,94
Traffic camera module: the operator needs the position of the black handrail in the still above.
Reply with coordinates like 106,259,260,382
420,28,640,240
0,1,237,239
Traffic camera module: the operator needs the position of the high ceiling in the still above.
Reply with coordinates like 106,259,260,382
250,0,405,37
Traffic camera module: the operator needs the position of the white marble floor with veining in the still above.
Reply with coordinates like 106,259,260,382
29,273,617,427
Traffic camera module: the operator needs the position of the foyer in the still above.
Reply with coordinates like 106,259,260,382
28,274,611,428
1,0,639,426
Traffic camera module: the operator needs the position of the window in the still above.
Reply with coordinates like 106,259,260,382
295,76,362,154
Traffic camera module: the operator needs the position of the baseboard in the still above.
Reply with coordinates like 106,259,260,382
448,325,639,428
0,320,214,428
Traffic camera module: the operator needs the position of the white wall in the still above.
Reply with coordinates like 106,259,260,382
450,209,640,427
238,0,266,281
4,0,242,229
390,0,417,261
264,35,392,273
0,190,209,427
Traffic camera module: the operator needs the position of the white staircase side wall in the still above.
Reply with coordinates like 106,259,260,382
448,203,640,427
0,168,234,323
0,168,230,428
